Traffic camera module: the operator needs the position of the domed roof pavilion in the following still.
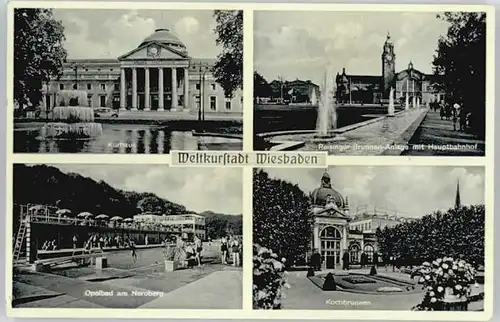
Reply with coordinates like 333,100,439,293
310,172,347,209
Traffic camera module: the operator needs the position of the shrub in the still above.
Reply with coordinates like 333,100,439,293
253,244,288,309
412,257,478,311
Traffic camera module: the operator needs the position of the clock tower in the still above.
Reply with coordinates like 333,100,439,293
382,32,396,97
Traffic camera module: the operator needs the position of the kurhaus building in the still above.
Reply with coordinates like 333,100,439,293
335,33,445,105
42,28,243,113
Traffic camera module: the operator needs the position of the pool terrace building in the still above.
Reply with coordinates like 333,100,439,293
133,213,206,240
41,28,243,114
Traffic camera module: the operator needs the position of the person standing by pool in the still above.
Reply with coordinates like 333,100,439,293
220,236,228,265
185,242,196,268
231,237,240,267
194,235,203,266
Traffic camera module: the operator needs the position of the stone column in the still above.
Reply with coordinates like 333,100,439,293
183,68,189,109
144,67,150,111
171,68,178,110
131,67,137,110
158,67,164,111
120,68,126,110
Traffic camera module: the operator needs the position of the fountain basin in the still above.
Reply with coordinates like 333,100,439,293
40,122,103,140
52,106,95,123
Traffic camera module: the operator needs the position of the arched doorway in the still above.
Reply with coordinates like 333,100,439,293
349,243,361,264
364,244,374,264
319,226,342,269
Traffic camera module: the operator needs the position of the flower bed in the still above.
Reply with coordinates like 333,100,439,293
412,257,478,311
253,244,289,309
342,276,377,284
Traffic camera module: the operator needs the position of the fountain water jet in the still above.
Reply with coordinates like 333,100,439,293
412,96,416,109
314,68,340,139
311,88,318,106
388,87,395,117
40,90,103,140
405,94,409,110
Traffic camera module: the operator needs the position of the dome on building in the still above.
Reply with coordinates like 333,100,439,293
310,172,346,209
139,28,187,53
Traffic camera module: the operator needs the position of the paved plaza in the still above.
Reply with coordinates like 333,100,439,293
404,109,485,156
282,268,484,311
12,246,242,309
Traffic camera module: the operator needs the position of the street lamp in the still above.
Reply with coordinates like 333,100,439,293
197,63,209,123
70,62,86,90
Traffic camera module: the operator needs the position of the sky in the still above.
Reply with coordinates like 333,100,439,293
254,11,451,85
49,164,242,215
52,9,221,59
260,166,485,218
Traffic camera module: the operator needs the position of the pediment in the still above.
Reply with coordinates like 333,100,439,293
118,41,189,61
396,69,424,81
312,206,350,220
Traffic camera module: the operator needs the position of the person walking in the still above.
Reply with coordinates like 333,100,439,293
128,239,137,262
459,105,467,131
453,103,460,131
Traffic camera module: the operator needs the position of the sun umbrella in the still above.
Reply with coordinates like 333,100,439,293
123,218,133,222
29,205,45,211
77,212,93,218
95,214,109,220
110,216,123,221
56,209,72,215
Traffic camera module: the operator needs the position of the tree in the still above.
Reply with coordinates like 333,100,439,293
212,10,243,98
201,211,243,239
253,169,314,264
14,9,67,110
376,205,485,266
254,71,272,99
431,12,486,137
137,195,168,215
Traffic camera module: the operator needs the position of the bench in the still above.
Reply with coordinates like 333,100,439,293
33,252,107,272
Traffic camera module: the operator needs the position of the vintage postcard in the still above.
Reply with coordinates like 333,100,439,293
10,164,243,309
11,7,243,153
253,10,490,157
5,1,495,321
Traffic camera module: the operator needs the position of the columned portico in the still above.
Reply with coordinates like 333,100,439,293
171,68,178,111
117,31,191,111
158,67,164,111
131,68,138,110
118,66,189,111
144,68,150,111
183,68,189,109
120,68,126,110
